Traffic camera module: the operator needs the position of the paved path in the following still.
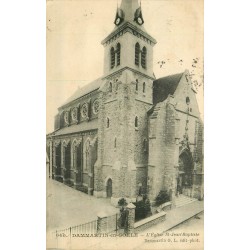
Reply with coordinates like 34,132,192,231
47,165,203,250
57,200,204,250
47,178,119,233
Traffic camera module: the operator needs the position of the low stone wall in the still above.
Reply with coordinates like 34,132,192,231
156,201,172,213
134,211,166,232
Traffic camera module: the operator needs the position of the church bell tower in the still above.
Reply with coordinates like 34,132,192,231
95,0,157,205
102,0,156,78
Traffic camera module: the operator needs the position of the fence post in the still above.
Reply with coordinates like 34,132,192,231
68,227,71,250
97,212,108,233
55,230,58,248
126,203,136,234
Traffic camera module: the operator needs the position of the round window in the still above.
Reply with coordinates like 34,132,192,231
93,99,99,114
64,111,69,124
71,108,78,121
81,103,88,118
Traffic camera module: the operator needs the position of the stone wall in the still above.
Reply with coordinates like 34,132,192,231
147,87,204,201
96,69,153,202
103,31,155,79
51,130,98,194
148,98,177,200
55,90,99,130
134,211,166,232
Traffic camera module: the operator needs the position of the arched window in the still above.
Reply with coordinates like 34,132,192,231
135,43,140,66
143,139,147,152
116,43,121,66
109,82,112,92
135,116,138,128
141,47,147,69
84,139,90,170
107,118,110,128
110,47,115,69
114,137,117,148
135,79,138,91
143,82,146,93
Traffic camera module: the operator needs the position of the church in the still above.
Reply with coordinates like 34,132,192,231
46,0,204,206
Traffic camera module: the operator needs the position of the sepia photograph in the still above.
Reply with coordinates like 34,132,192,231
46,0,204,249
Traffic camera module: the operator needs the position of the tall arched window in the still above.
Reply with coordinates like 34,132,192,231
109,82,112,92
114,137,117,148
84,139,90,171
141,46,147,69
135,43,140,66
135,79,139,91
143,82,146,93
116,43,121,66
143,139,147,152
135,116,138,128
110,47,115,69
107,118,110,128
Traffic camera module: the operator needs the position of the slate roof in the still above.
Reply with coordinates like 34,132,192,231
152,72,184,104
61,77,102,108
53,119,98,136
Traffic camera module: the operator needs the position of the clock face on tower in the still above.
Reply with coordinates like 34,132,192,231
135,16,144,25
114,8,124,26
134,7,144,25
115,17,123,26
115,17,121,25
137,17,143,25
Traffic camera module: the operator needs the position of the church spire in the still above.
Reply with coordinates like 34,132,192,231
114,0,144,26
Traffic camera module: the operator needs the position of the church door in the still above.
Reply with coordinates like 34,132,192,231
107,179,112,198
178,150,194,196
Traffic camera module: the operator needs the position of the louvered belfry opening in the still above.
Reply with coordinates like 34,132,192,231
135,42,140,66
116,43,121,66
111,47,115,68
141,46,147,68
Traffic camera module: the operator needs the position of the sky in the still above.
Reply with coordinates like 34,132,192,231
47,0,203,134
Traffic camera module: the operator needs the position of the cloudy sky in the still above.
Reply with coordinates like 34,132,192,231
47,0,203,133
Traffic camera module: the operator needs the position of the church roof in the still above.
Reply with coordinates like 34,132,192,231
52,118,98,136
60,77,102,108
153,72,184,104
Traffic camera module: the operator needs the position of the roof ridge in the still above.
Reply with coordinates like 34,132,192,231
59,77,102,109
156,71,184,81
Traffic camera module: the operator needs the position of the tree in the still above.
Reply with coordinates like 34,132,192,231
155,190,170,206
